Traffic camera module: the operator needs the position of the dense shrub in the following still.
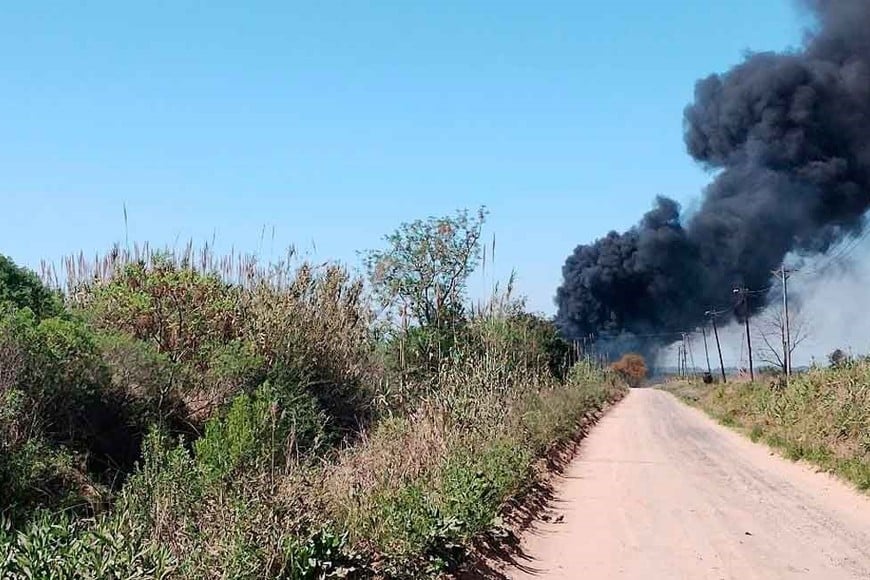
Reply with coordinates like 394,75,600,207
79,258,243,368
195,381,329,482
0,254,63,320
384,323,465,382
75,255,376,434
0,307,147,499
96,331,182,424
497,313,575,380
317,322,625,577
1,229,630,578
241,264,376,432
0,410,92,519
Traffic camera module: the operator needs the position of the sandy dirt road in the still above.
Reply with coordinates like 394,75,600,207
506,388,870,579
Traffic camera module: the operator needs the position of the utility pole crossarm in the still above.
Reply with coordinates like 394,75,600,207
771,265,793,382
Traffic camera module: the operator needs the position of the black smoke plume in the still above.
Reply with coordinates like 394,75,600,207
556,0,870,355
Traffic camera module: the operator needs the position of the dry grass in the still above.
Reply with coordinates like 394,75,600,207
663,360,870,491
308,342,626,573
321,409,451,502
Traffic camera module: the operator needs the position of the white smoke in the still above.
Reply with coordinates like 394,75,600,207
656,231,870,373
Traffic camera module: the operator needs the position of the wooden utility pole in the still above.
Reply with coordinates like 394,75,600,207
682,332,698,379
734,287,754,381
745,314,754,382
677,344,684,378
705,309,727,383
682,342,689,378
780,266,791,377
681,333,687,377
701,325,712,376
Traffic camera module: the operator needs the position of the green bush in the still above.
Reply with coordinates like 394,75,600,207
196,380,330,482
0,308,143,502
267,368,335,452
485,314,574,380
196,389,276,481
76,253,377,434
0,427,92,521
80,259,244,385
386,324,466,380
36,317,108,415
206,341,266,393
118,428,203,543
0,310,112,446
282,528,362,580
368,483,442,562
0,254,63,320
0,386,29,450
36,317,148,479
96,331,181,423
0,509,175,579
439,440,530,537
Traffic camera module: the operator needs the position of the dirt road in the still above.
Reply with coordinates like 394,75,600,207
507,388,870,579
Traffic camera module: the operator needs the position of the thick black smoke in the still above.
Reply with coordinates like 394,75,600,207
557,0,870,354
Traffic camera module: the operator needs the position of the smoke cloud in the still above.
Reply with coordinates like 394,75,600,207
556,0,870,354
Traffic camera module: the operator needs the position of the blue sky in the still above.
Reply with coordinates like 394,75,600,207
0,1,807,314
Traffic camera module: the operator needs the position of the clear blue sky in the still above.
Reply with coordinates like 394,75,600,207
0,1,807,314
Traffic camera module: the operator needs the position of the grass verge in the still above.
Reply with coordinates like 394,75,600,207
662,363,870,492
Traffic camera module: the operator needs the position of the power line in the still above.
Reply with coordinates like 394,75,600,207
790,228,870,279
594,330,687,339
685,333,698,378
826,228,870,262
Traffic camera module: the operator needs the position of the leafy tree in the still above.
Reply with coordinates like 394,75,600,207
364,208,486,330
611,353,648,387
0,254,62,319
488,313,574,380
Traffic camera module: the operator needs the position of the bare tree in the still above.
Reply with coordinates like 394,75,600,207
756,306,809,374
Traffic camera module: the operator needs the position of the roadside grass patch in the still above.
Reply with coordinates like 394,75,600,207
662,362,870,492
